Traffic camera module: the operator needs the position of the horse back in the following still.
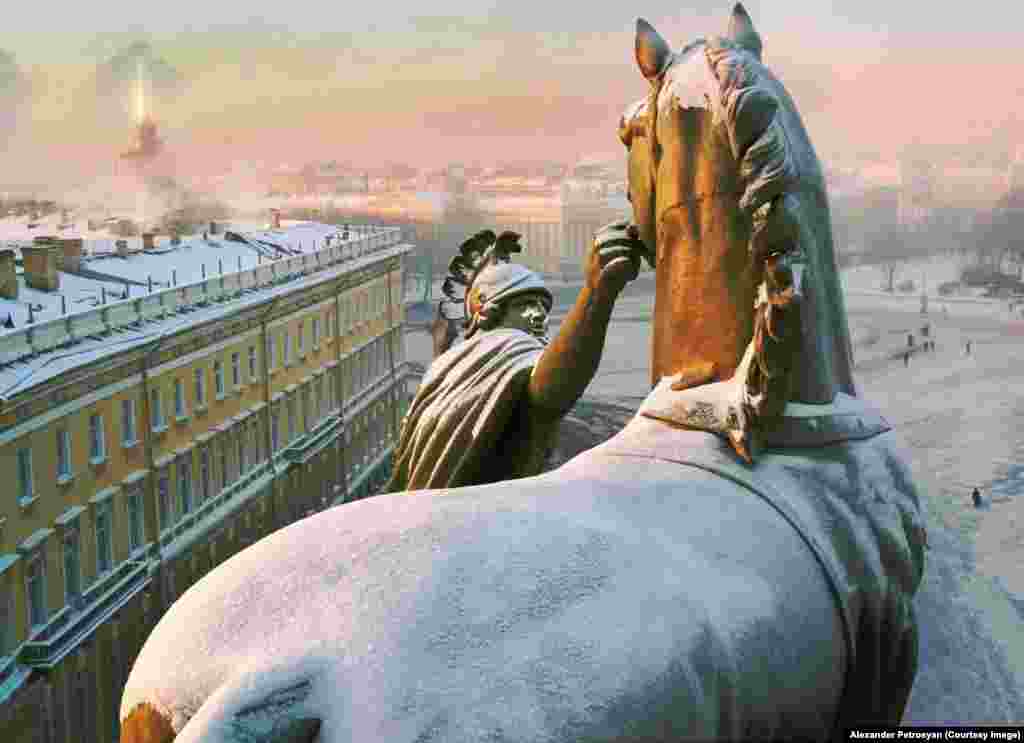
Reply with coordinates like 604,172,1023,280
125,455,847,741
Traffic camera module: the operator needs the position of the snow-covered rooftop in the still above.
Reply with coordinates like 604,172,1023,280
0,218,373,329
0,219,408,399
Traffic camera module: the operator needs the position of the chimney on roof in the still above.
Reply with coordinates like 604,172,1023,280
142,232,156,251
22,244,60,292
116,239,130,258
209,221,219,235
270,209,281,229
0,249,18,299
58,238,83,272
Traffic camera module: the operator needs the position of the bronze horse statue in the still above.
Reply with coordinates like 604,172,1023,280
121,7,926,741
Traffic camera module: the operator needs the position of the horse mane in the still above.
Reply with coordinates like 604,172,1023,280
702,37,798,221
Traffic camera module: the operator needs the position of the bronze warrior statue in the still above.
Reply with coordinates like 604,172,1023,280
387,226,645,491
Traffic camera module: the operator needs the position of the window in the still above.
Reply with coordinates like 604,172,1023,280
95,501,113,575
214,361,225,398
301,389,311,433
312,317,321,348
194,368,206,408
287,398,296,442
63,527,81,602
25,552,46,629
88,414,105,462
199,448,211,503
231,352,241,388
0,587,10,657
178,459,193,515
121,397,137,445
297,322,305,356
56,427,72,480
250,421,260,465
267,333,277,371
150,388,165,431
283,331,291,365
157,471,171,531
313,380,322,424
271,409,280,452
248,345,258,380
17,447,33,502
327,310,336,338
126,485,143,553
237,432,247,475
220,443,230,489
174,378,186,419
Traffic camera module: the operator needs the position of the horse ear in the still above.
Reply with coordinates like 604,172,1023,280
635,18,672,81
727,3,763,59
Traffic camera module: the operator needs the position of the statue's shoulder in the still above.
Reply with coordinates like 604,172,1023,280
424,329,542,387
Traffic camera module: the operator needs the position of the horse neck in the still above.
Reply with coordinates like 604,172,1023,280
649,198,759,388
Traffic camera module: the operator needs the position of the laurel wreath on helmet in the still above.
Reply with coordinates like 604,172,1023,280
440,229,523,326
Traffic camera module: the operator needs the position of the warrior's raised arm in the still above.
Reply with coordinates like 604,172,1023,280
528,221,646,418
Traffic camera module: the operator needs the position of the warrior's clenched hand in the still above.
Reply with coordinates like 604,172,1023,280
586,220,645,296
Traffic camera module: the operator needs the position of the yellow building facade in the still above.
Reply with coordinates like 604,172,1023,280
0,223,419,743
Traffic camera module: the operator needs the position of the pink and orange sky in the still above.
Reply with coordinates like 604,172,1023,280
1,0,1022,186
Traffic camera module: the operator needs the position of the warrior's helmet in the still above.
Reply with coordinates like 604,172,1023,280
441,230,553,340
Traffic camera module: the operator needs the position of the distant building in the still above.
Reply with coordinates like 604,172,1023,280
445,163,468,196
0,219,419,743
898,159,935,230
268,163,370,197
1006,147,1024,195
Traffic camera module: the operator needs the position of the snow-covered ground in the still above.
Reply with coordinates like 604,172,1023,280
841,255,964,294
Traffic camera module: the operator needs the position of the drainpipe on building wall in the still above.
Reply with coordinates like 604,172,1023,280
334,284,350,504
259,295,284,530
139,332,169,618
385,261,401,460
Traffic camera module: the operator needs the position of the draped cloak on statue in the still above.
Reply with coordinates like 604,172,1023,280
384,327,556,492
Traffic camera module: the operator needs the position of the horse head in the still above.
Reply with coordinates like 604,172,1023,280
620,4,857,403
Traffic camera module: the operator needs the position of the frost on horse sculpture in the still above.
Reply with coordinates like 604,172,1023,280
120,7,927,742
